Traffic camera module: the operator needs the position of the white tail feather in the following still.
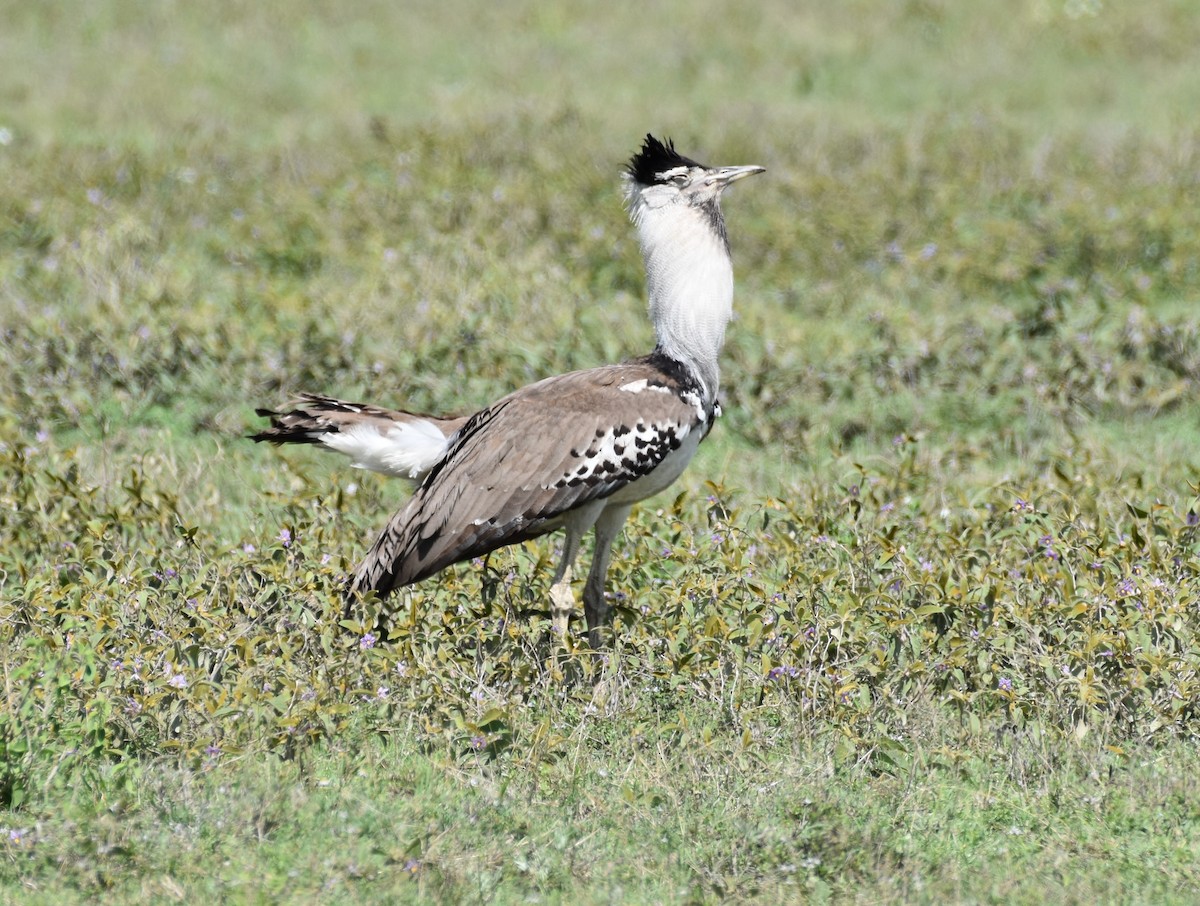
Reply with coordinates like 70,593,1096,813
321,419,452,480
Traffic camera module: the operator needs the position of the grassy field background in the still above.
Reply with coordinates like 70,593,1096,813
3,1,1200,902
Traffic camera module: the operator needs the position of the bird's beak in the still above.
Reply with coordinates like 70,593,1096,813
709,165,766,188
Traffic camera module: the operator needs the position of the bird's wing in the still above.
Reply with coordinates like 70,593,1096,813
350,358,710,597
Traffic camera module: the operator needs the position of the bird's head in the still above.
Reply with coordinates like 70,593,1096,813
622,135,763,400
623,134,764,226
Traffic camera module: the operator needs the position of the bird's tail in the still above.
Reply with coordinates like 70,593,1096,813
251,392,467,481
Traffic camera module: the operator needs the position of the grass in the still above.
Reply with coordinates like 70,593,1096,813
3,0,1200,902
8,721,1200,904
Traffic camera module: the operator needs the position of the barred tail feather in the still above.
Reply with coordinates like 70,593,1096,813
251,393,466,481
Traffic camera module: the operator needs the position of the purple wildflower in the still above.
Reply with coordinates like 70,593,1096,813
998,677,1013,692
360,632,376,650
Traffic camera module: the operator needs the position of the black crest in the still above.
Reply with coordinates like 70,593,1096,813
626,134,705,186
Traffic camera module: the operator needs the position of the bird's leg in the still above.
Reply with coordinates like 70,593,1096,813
548,525,586,636
583,503,633,648
548,500,607,638
548,562,576,636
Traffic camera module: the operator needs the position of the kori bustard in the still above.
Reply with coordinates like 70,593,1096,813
254,135,764,645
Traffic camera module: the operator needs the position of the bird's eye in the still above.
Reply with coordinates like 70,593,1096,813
671,172,690,186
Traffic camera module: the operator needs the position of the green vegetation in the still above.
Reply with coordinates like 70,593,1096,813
3,0,1200,902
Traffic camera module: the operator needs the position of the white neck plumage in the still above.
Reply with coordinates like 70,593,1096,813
629,199,733,407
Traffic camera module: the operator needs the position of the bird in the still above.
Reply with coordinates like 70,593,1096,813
253,134,764,646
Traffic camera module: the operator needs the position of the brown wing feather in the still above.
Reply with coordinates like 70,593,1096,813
349,359,706,599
